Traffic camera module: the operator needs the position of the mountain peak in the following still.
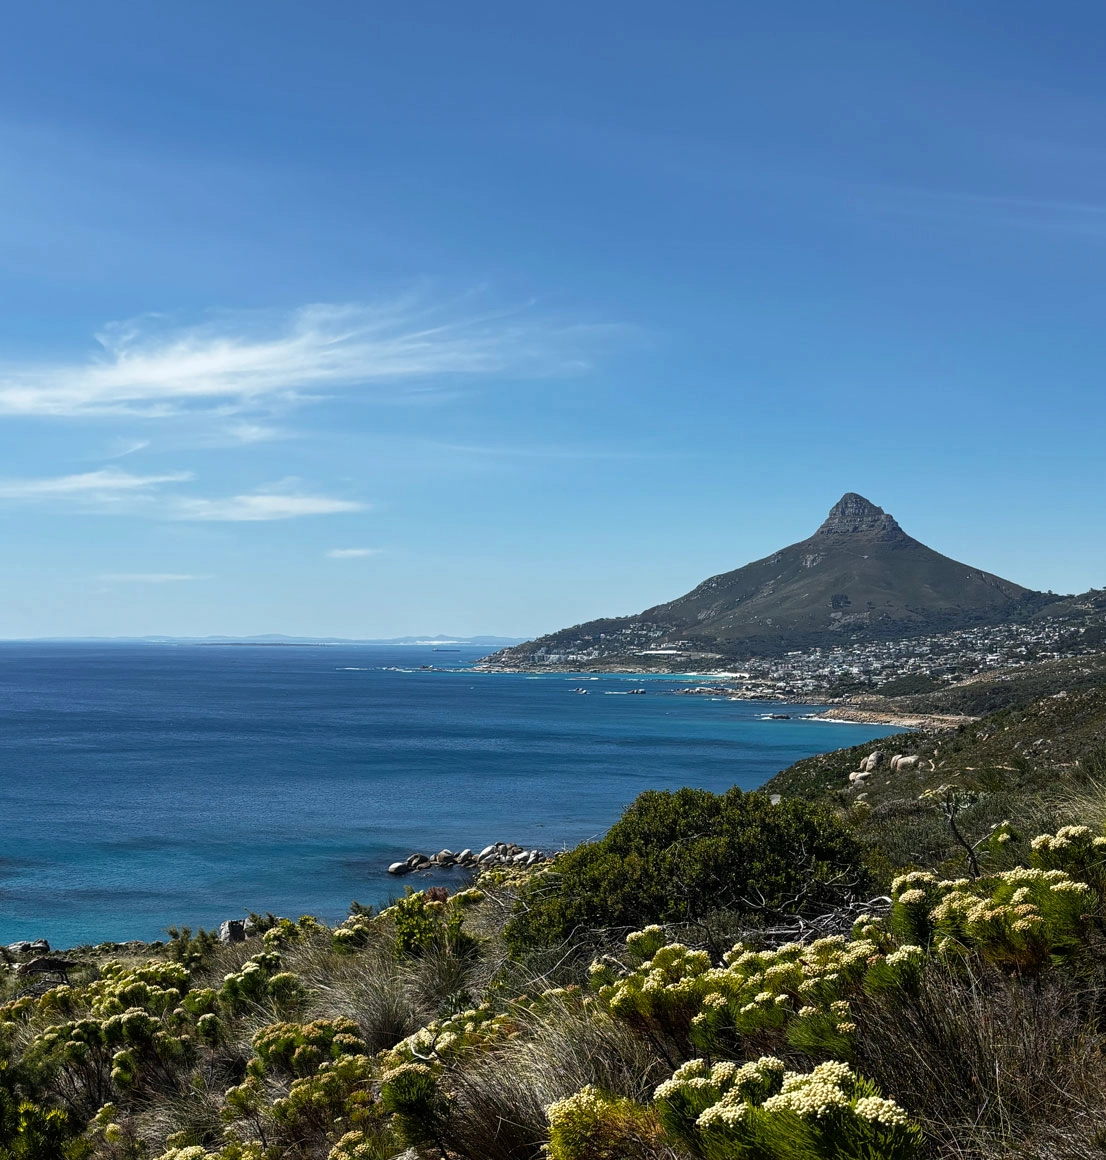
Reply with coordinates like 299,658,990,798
816,493,904,538
484,490,1044,667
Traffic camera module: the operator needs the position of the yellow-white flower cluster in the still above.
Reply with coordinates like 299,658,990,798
854,1094,912,1126
656,1054,919,1152
386,1000,514,1068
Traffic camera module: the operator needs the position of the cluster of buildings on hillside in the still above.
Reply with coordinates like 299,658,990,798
514,613,1105,700
684,618,1103,699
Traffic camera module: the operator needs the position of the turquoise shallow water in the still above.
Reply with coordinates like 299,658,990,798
0,643,900,947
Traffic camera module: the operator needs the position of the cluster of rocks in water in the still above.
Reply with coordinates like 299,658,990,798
848,749,923,788
388,841,549,876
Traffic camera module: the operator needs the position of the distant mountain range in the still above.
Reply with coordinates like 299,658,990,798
16,634,526,647
484,493,1068,668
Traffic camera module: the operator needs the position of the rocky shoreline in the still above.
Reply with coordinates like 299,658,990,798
387,841,549,876
813,707,977,730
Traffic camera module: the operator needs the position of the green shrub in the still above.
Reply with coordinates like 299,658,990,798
506,787,868,951
250,1019,365,1078
387,889,481,961
545,1085,661,1160
0,1076,77,1160
379,1062,451,1150
269,1054,392,1152
218,952,297,1013
165,928,218,971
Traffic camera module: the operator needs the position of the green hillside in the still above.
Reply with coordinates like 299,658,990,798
766,683,1106,881
844,649,1106,720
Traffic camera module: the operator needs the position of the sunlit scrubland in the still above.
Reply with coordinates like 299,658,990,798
5,685,1106,1160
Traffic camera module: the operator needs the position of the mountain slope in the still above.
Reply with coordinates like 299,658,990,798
487,494,1056,666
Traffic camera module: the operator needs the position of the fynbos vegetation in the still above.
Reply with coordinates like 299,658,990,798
5,680,1106,1159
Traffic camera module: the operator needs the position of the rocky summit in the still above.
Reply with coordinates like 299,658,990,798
486,493,1059,667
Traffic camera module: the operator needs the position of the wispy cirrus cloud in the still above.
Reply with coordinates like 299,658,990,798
105,438,151,458
224,423,285,444
173,491,365,522
0,295,611,419
99,572,208,583
326,547,381,558
0,467,361,523
0,467,191,499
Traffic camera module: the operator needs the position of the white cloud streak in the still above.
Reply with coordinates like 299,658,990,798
0,467,191,498
99,573,207,583
173,491,365,522
106,438,151,458
0,468,360,523
224,423,284,444
0,297,606,418
326,547,381,558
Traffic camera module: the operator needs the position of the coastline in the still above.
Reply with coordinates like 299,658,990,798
1,643,907,948
812,706,976,731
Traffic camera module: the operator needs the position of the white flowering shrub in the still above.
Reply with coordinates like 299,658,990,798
12,960,205,1114
219,950,304,1013
545,1084,661,1160
1031,824,1106,893
655,1057,921,1160
331,914,375,953
593,931,884,1062
250,1018,366,1078
891,866,1095,973
384,999,517,1069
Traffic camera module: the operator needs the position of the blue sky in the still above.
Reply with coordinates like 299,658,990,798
0,1,1103,638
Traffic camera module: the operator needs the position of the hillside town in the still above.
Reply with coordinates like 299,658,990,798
677,614,1106,700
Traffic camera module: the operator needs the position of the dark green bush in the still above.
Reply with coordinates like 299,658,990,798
505,787,867,952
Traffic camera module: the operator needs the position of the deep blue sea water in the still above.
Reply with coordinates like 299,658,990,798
0,643,900,947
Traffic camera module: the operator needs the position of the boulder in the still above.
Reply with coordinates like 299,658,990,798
218,920,246,944
478,844,497,859
16,956,76,978
512,851,529,864
457,849,473,863
862,751,885,773
388,862,411,875
6,940,49,956
436,849,454,862
896,755,920,771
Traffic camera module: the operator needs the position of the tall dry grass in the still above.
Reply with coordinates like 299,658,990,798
853,959,1106,1159
442,994,681,1160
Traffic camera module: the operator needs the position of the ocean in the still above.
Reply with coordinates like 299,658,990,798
0,643,899,947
